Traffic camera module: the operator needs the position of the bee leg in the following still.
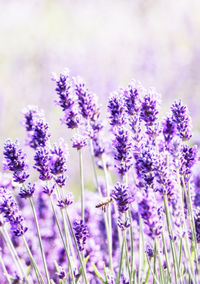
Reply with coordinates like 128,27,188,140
102,205,105,213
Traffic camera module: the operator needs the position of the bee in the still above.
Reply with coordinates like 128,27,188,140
95,196,113,212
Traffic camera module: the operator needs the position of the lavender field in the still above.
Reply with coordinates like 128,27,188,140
1,1,200,283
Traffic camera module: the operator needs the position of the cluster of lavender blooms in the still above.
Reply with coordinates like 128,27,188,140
0,69,200,284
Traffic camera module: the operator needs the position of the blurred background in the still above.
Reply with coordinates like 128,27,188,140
0,0,200,180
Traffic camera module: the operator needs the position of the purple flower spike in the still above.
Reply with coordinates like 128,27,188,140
112,126,133,175
0,188,28,237
124,81,141,116
22,105,44,132
56,266,66,280
194,209,200,243
140,91,160,126
162,116,176,145
19,183,36,199
61,108,80,129
180,145,197,180
171,100,192,140
53,69,75,112
23,106,50,149
49,141,68,176
111,183,132,213
57,192,74,209
73,76,100,121
117,216,130,231
71,134,87,150
108,90,125,127
73,219,89,251
34,147,52,181
3,140,29,183
42,184,55,196
28,120,50,149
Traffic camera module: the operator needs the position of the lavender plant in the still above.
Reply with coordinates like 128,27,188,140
0,69,200,284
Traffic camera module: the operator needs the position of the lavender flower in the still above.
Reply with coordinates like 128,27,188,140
194,208,200,242
140,91,160,126
57,193,74,209
138,190,163,238
0,188,27,236
162,116,177,145
73,219,89,251
19,183,36,199
61,108,80,129
22,105,44,132
28,119,50,149
71,134,87,150
23,106,50,149
49,141,68,176
124,81,141,116
117,216,130,231
73,76,100,121
3,140,29,183
112,126,133,175
134,143,158,187
52,69,75,112
180,145,197,181
34,147,52,181
42,184,55,196
140,91,160,137
111,183,132,213
108,90,125,127
54,175,67,188
56,266,66,280
171,100,192,140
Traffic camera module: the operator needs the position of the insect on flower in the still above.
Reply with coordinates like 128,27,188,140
95,196,113,212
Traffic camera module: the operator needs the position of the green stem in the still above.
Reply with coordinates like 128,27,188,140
29,197,50,284
65,210,89,284
49,196,75,284
176,171,196,283
22,235,45,284
153,240,157,284
90,141,113,273
124,230,131,282
1,227,26,280
163,194,179,283
161,231,171,282
0,252,12,284
116,232,125,284
79,149,85,221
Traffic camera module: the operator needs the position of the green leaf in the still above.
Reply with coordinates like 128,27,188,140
92,262,105,283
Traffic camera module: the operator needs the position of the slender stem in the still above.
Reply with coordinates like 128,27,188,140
116,232,125,284
139,216,145,284
183,178,199,275
29,197,50,284
153,240,157,284
22,235,45,284
176,171,196,282
102,154,114,273
65,210,89,284
146,256,159,284
56,186,77,263
124,231,131,282
163,194,179,283
90,141,113,273
0,252,12,284
155,238,164,284
1,227,25,280
49,196,75,284
128,208,135,281
79,149,85,221
161,231,171,281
